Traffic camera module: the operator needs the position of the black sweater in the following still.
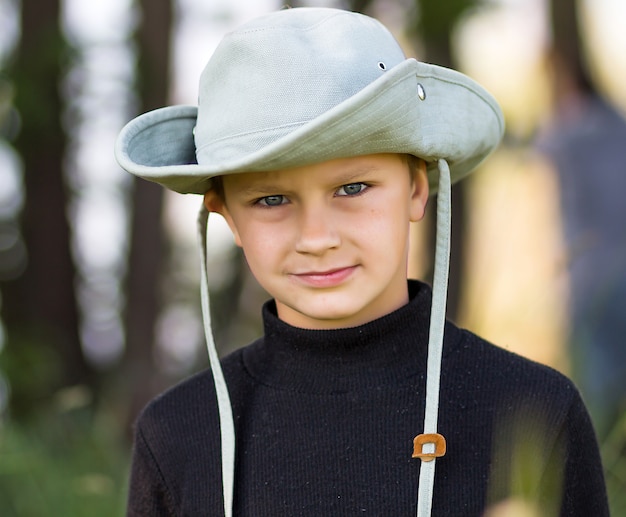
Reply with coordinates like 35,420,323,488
127,281,608,516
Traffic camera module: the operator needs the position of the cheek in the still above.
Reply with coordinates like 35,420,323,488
361,205,410,243
237,223,290,266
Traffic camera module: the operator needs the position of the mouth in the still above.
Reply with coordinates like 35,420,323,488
291,266,357,288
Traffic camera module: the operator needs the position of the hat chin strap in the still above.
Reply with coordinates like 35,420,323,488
196,158,451,517
414,158,451,516
198,208,235,517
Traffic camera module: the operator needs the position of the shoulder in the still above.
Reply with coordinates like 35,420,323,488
136,346,249,436
448,330,608,513
444,326,582,414
451,326,573,384
134,367,222,471
129,347,251,508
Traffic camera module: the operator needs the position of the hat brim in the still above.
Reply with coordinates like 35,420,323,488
115,59,504,195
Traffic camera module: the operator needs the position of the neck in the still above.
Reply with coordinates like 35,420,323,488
241,280,442,393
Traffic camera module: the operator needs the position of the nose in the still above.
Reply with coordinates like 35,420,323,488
294,203,341,255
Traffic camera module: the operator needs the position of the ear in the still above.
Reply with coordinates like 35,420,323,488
409,158,429,222
203,190,243,247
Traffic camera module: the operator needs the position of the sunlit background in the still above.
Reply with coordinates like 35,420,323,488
0,0,625,514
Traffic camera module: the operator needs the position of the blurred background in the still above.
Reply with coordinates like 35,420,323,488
0,0,624,514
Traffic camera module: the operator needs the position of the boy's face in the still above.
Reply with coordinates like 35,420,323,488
204,153,429,330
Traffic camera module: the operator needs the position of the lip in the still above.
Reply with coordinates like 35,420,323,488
291,266,357,288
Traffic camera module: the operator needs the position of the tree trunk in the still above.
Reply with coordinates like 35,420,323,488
122,0,173,428
2,0,95,418
549,0,594,94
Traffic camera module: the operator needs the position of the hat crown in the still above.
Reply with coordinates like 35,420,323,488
194,8,406,165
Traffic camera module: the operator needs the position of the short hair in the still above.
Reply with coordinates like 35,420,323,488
209,175,225,201
404,154,424,182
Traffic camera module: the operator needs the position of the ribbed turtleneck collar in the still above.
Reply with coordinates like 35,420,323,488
241,280,457,393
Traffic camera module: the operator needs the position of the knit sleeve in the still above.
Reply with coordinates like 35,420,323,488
557,389,610,516
126,423,178,517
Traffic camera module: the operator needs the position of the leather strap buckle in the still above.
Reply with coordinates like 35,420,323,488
412,433,446,462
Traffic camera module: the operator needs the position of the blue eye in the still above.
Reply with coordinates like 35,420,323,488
337,183,367,196
258,195,286,206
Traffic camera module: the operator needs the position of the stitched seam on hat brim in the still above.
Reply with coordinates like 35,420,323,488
195,120,309,153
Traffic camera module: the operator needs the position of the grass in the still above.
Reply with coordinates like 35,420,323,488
0,403,129,517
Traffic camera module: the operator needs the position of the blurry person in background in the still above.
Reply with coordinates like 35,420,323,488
537,0,626,439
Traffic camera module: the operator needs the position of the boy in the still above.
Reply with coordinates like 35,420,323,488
116,7,608,516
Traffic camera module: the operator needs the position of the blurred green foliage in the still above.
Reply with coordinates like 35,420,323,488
602,411,626,516
0,398,129,517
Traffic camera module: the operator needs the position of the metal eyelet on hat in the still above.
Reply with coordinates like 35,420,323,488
417,82,426,100
378,62,386,71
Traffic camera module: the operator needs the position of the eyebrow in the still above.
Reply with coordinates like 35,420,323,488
332,166,380,184
235,183,289,198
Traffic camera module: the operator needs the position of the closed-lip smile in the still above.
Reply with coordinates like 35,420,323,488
291,266,357,287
